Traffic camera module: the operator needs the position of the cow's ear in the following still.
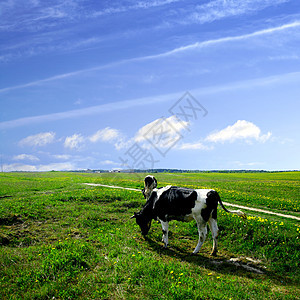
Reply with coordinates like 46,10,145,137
153,177,157,188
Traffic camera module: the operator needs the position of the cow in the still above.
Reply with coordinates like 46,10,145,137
131,175,246,255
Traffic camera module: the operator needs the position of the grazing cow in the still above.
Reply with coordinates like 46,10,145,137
131,175,246,255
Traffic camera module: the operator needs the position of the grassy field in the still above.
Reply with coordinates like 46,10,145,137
0,171,299,299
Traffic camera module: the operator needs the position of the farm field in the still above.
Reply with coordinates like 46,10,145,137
0,171,299,299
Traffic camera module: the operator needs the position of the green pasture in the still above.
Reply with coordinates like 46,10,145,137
0,171,299,299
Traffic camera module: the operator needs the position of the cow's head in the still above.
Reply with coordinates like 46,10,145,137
130,212,152,236
142,175,157,199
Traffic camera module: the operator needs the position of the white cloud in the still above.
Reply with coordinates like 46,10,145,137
3,162,74,172
114,138,131,151
64,134,85,150
19,132,56,147
13,154,40,161
52,154,72,160
89,127,120,143
205,120,272,143
89,127,127,150
3,163,37,172
112,115,189,153
100,160,120,166
233,161,264,167
37,162,74,171
178,141,213,150
134,115,188,150
259,131,272,143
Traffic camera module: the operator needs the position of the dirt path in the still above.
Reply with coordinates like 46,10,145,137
83,183,300,221
84,183,141,192
221,201,300,221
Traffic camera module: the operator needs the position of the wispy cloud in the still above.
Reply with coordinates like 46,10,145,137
0,1,186,63
92,0,183,17
0,0,80,32
0,0,183,37
52,154,72,160
1,19,299,94
13,154,40,161
177,141,213,151
158,20,300,57
233,161,265,167
0,36,105,64
0,92,178,129
2,0,287,33
184,0,290,25
19,132,56,147
1,70,299,130
0,65,108,94
100,160,120,167
268,54,300,61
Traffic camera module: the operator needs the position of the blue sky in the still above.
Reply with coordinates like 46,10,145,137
1,0,300,171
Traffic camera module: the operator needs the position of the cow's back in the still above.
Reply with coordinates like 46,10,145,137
153,186,198,221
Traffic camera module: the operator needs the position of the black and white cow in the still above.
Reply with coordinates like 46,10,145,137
131,175,246,255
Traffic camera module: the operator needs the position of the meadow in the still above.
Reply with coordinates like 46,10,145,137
0,171,299,299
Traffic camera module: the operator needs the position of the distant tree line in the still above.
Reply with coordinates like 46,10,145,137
70,169,299,174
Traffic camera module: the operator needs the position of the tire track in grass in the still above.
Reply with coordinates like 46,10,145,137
83,183,300,221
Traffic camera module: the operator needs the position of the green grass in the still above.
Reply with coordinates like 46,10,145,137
0,172,299,299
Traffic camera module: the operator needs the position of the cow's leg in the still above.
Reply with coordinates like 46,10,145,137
160,220,169,248
208,217,219,256
193,217,208,254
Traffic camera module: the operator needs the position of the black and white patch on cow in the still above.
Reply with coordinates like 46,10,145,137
131,176,246,255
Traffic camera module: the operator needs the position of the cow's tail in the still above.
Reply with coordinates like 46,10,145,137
214,191,246,219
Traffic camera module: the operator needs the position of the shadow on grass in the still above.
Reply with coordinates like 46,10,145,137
144,234,293,286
